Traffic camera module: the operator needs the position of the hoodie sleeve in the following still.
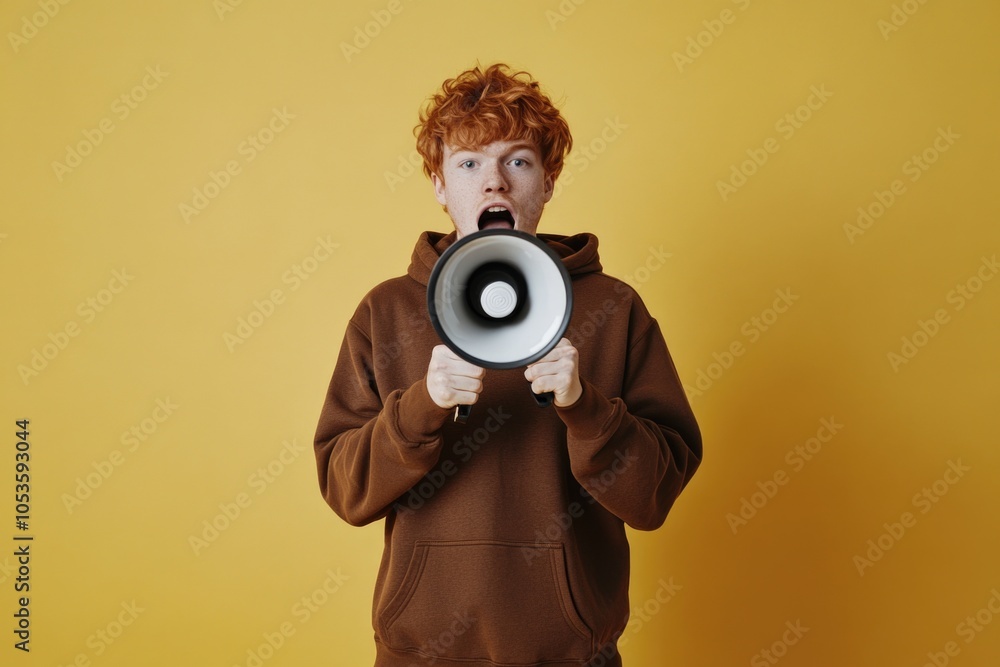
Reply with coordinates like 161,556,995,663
555,316,702,531
313,319,452,526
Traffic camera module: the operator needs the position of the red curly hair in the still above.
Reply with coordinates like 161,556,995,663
414,63,573,184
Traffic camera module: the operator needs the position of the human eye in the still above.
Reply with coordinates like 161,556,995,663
459,159,476,169
510,157,529,167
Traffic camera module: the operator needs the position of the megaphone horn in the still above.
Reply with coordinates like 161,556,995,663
427,229,574,423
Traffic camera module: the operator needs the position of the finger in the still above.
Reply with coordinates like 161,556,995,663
432,346,485,378
524,358,570,382
526,347,562,370
446,358,486,379
524,359,550,382
541,340,576,362
430,369,482,390
447,375,483,394
438,345,463,361
524,363,543,383
551,337,576,353
448,389,480,406
434,344,472,363
528,376,559,396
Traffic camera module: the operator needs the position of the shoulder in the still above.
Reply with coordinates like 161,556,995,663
348,274,424,331
573,271,655,332
362,274,420,301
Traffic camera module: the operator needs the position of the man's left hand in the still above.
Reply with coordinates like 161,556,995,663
524,338,583,407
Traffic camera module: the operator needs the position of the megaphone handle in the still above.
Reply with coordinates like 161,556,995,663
533,391,555,408
454,404,472,423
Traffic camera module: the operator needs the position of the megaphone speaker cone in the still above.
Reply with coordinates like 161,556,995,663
427,229,573,370
465,261,527,321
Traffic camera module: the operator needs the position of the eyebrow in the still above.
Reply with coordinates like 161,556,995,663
451,143,538,157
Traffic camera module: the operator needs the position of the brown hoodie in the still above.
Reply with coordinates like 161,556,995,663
314,230,702,667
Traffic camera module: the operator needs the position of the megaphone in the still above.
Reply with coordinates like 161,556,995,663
427,229,574,423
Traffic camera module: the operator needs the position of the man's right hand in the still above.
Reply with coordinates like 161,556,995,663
426,345,485,409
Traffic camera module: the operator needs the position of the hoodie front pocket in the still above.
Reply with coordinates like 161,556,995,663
380,539,593,664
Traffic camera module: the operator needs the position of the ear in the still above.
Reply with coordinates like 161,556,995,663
542,173,555,204
432,172,447,206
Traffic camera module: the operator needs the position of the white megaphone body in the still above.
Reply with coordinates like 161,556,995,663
427,229,574,423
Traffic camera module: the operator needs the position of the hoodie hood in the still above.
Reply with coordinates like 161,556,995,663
406,230,604,287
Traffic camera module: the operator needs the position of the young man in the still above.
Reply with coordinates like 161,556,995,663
314,63,702,667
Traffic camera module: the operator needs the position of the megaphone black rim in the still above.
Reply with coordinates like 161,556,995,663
427,229,574,370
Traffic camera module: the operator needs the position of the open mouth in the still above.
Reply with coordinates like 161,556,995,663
477,205,515,230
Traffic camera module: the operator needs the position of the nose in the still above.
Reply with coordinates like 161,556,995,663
481,160,508,193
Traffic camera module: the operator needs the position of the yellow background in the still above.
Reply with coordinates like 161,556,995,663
2,0,998,665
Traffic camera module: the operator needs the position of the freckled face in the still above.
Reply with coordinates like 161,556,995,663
431,139,554,239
